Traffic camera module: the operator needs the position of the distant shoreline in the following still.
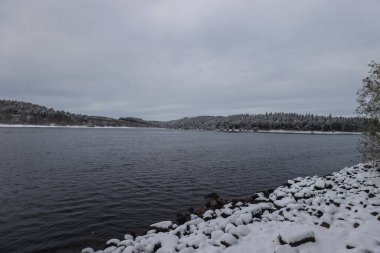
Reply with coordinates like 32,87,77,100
0,124,143,129
1,100,368,133
256,129,362,135
0,123,362,135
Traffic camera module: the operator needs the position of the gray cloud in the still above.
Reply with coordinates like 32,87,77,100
1,0,379,120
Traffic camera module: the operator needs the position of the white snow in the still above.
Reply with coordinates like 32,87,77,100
82,162,380,253
81,248,94,253
117,239,133,247
123,234,134,240
314,179,326,189
150,221,173,230
256,129,362,135
106,239,120,245
278,224,315,244
203,210,215,219
219,233,238,246
274,197,296,207
103,246,116,253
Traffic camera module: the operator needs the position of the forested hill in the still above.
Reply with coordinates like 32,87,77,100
164,113,368,132
0,100,368,132
0,100,159,127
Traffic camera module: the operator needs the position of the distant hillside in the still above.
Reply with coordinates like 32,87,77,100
0,99,369,132
164,113,368,132
0,100,158,127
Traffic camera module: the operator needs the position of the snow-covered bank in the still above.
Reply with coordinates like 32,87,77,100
219,129,362,135
257,130,362,135
0,124,361,135
82,163,380,253
0,124,165,129
0,124,131,128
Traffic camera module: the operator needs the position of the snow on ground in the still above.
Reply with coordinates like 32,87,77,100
219,129,362,135
0,124,135,129
151,221,174,230
82,162,380,253
256,130,362,135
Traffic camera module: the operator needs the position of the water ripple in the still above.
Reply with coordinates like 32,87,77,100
0,128,361,253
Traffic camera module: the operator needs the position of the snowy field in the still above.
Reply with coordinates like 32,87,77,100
82,162,380,253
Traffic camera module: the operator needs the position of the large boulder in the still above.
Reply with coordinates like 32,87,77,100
278,225,316,247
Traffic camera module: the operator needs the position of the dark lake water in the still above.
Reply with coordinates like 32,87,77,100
0,127,362,253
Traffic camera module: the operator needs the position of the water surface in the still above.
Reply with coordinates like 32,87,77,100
0,128,361,253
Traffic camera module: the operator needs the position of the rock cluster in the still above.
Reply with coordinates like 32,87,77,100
82,162,380,253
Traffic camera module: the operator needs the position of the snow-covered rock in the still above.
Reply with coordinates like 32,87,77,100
278,224,315,247
117,239,133,247
150,221,173,230
314,179,326,189
81,248,94,253
103,246,116,253
123,234,134,240
106,238,120,245
274,197,296,207
219,233,238,246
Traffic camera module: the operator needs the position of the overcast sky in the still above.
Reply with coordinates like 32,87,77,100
1,0,379,120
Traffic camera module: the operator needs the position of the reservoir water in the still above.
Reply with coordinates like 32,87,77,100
0,127,361,253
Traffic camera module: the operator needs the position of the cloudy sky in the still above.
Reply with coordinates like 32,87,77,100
1,0,379,120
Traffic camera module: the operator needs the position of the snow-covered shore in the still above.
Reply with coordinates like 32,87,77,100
0,124,362,135
257,129,362,135
0,124,136,129
220,129,362,135
83,162,380,253
0,124,167,130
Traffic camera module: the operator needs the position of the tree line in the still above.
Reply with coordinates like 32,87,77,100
0,99,372,132
0,100,153,127
165,113,368,132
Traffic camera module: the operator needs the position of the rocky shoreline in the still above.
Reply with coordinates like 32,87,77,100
82,162,380,253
